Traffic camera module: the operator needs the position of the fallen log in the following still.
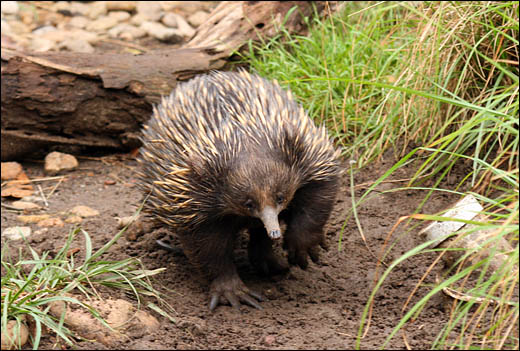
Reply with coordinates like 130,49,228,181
1,1,334,161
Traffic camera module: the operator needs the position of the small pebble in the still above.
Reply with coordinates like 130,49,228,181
38,217,64,227
140,21,183,43
68,16,89,29
18,214,50,223
187,10,209,27
1,162,22,180
30,37,55,52
105,179,116,185
108,11,131,22
86,16,119,31
1,1,19,15
1,320,29,349
70,205,99,217
44,151,78,175
11,200,41,211
87,1,107,19
2,226,31,241
65,215,83,224
59,38,95,53
136,1,163,22
69,2,90,16
264,335,276,345
106,1,136,12
167,13,195,38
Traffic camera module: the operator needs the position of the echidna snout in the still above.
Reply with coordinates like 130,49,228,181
258,205,281,240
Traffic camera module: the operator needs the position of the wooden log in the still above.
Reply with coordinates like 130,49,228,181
1,1,334,161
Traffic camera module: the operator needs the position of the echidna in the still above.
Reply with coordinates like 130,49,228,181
137,69,340,311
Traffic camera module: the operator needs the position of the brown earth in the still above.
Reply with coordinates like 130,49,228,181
0,150,471,350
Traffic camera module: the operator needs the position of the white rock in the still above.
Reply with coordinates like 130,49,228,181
88,1,107,19
68,16,89,29
44,151,78,175
52,1,70,13
136,1,163,22
108,11,131,22
106,1,136,12
168,13,195,38
1,1,19,15
30,37,55,52
40,29,97,44
1,20,11,34
59,38,95,53
161,12,178,28
6,20,29,34
32,25,57,36
2,227,31,241
86,16,119,31
130,13,149,26
140,21,183,43
187,10,209,27
109,23,147,40
69,2,90,16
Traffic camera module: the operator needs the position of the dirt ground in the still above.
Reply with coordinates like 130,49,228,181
1,148,473,350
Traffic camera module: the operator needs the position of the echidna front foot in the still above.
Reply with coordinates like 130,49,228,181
248,227,288,276
209,274,266,311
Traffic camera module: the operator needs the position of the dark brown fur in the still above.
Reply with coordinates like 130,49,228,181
137,70,340,310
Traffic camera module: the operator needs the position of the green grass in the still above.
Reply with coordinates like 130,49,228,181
1,220,172,349
241,1,518,349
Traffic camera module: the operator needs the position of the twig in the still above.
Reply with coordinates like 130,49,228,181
1,176,65,186
37,184,49,207
353,170,435,189
46,176,64,199
435,274,517,306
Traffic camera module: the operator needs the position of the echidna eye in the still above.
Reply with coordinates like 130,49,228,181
244,199,255,210
276,195,285,205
